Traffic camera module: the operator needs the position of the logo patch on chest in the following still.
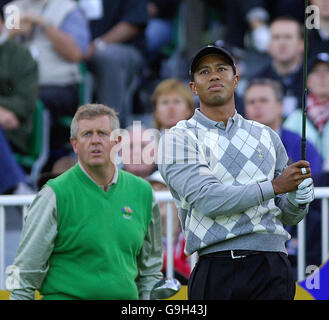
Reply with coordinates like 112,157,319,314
256,147,264,159
122,206,133,220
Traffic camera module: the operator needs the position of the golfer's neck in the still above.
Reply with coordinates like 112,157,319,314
81,162,116,190
199,103,235,125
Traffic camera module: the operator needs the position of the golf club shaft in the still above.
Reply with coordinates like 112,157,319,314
301,0,309,160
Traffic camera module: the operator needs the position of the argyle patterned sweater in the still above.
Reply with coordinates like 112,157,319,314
158,109,308,256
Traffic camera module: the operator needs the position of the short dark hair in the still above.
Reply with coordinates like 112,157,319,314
245,78,284,102
70,103,120,139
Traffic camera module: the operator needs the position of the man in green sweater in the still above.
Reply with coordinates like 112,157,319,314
6,103,163,300
0,13,38,154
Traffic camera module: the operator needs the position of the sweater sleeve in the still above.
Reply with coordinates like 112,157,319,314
7,186,57,300
135,193,163,300
158,128,275,219
268,128,309,225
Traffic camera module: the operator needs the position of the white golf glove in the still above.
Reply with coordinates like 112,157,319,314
287,178,314,207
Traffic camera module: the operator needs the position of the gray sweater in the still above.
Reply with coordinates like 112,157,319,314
158,109,308,256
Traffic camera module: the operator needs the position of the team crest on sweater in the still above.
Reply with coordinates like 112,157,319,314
122,206,133,220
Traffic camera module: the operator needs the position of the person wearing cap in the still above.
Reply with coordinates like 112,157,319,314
158,44,315,300
283,53,329,171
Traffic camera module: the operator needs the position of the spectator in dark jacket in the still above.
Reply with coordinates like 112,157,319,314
0,11,35,194
0,13,38,154
84,0,148,127
244,78,323,174
250,17,305,118
145,0,181,62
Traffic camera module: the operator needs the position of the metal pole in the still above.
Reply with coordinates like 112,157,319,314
297,218,306,281
301,0,309,160
166,202,174,279
321,198,329,262
0,206,5,290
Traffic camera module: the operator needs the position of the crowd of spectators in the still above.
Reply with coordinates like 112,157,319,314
0,0,328,281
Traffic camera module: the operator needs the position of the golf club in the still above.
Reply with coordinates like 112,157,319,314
150,278,181,300
301,0,309,160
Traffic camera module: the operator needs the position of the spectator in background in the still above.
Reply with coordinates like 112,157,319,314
121,124,158,179
283,53,329,170
251,17,305,118
145,0,181,63
6,0,90,154
0,127,33,194
121,124,191,282
244,78,323,174
309,0,329,58
0,11,36,194
0,12,38,155
151,78,195,132
204,0,271,53
37,155,77,190
83,0,148,128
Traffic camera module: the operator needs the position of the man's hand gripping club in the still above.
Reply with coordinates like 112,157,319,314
272,160,314,206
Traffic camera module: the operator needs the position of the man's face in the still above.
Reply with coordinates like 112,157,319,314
244,85,282,129
268,21,304,64
307,62,329,101
154,90,192,129
121,129,156,178
189,54,239,107
70,115,120,170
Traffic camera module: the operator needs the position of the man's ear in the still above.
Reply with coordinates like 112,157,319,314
116,135,122,145
110,134,122,157
233,74,240,90
189,81,198,95
70,138,78,154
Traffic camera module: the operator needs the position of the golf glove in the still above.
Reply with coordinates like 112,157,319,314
287,178,314,207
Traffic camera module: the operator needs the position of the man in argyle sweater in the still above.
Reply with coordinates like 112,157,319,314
158,45,315,300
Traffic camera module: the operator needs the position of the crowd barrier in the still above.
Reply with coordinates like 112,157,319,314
1,188,329,298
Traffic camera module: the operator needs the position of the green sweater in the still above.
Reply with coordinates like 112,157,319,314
0,40,38,152
40,164,154,300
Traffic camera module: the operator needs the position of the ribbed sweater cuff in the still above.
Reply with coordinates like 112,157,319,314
258,180,275,202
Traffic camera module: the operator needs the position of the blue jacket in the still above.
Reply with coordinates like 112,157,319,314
283,109,329,169
280,128,323,174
